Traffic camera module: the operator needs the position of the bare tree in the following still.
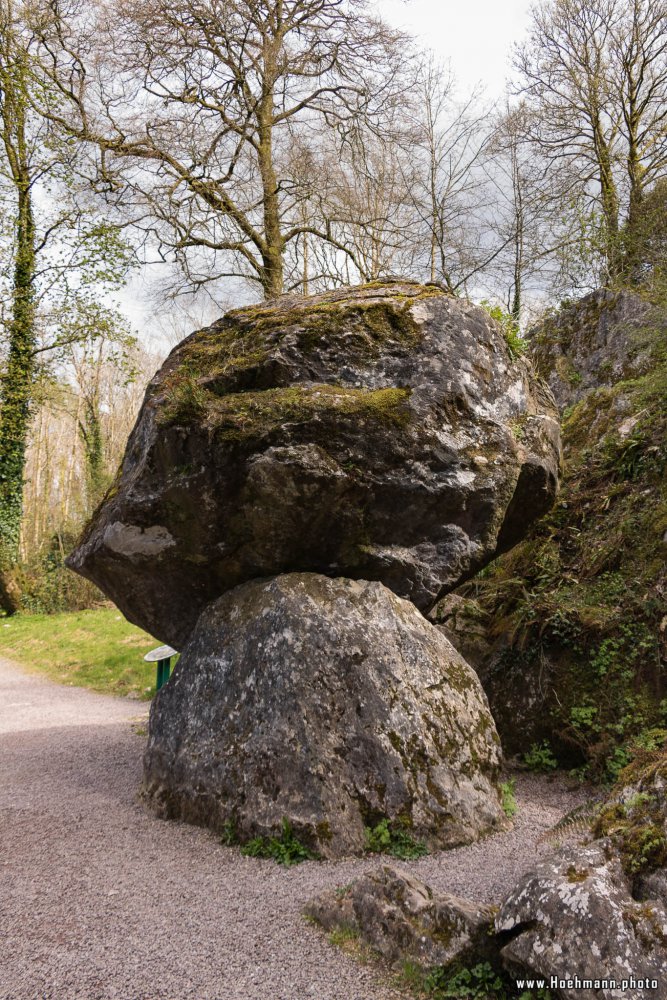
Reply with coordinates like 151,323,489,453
610,0,667,270
408,59,501,294
485,101,582,321
35,0,409,300
21,339,159,560
513,0,667,283
315,129,420,284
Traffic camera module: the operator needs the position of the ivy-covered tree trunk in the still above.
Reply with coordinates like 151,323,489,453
0,184,36,612
78,398,105,509
0,15,37,613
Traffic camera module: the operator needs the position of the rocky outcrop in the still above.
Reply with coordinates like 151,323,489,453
455,289,667,772
67,281,560,648
143,573,506,858
529,288,653,411
306,865,496,969
497,841,667,999
594,761,667,891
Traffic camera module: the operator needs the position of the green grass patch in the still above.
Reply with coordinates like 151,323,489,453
0,607,162,699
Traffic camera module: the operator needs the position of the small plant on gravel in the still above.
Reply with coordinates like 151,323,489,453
363,818,429,860
400,960,426,990
425,961,552,999
220,819,239,846
328,925,359,948
523,741,558,772
240,818,317,866
500,780,518,819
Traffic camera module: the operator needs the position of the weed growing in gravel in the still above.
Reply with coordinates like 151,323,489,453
423,961,552,999
500,780,518,819
328,925,359,948
240,818,317,866
363,818,429,860
400,960,426,991
220,819,239,846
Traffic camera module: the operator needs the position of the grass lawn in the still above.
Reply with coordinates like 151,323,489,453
0,607,165,699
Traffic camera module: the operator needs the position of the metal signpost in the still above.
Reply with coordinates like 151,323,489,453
144,644,178,691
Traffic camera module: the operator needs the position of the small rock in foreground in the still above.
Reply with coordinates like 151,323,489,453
497,841,667,999
305,865,496,968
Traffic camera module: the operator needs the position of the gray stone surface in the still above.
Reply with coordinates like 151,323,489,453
68,281,560,648
143,573,506,858
305,865,496,969
637,869,667,910
497,841,667,999
529,288,653,411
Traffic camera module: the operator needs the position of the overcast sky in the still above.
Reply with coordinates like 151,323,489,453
376,0,532,96
127,0,536,351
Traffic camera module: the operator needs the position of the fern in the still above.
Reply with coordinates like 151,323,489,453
538,800,604,846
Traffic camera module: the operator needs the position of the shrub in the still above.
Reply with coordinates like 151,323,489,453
523,741,558,772
425,960,552,999
479,301,527,359
364,818,429,860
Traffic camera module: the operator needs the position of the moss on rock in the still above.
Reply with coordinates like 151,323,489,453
467,290,667,779
161,382,412,438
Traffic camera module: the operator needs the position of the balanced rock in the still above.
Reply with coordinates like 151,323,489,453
68,281,560,648
142,573,506,857
306,865,496,969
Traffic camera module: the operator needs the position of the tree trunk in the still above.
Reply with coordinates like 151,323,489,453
0,182,36,613
257,62,284,299
593,116,621,279
79,399,105,509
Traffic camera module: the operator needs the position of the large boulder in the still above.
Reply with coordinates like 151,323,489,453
305,865,496,969
142,573,506,858
497,841,667,999
68,281,560,648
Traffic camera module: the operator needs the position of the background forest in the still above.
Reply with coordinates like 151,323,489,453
0,0,666,778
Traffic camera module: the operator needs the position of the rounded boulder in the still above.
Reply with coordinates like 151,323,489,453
142,573,507,858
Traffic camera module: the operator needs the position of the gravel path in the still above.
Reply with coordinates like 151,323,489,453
0,656,589,1000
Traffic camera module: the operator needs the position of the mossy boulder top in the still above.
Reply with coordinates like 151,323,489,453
68,281,561,648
